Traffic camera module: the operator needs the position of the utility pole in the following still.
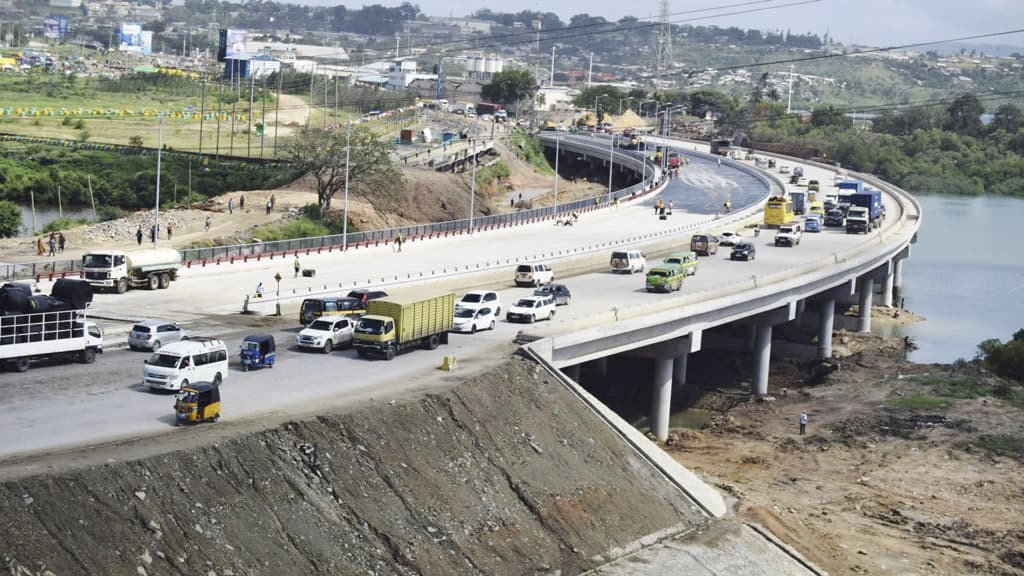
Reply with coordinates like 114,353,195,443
786,64,795,113
549,46,555,86
588,52,593,87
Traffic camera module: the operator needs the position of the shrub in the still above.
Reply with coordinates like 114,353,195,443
43,216,92,233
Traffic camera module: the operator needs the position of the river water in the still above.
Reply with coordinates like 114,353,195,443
891,194,1024,363
15,205,95,237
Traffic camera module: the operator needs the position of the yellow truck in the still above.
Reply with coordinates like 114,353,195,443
353,292,455,360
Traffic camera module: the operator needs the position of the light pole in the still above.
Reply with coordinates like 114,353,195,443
638,99,656,118
342,120,351,251
618,97,629,116
553,126,561,218
153,115,162,248
607,128,614,202
469,114,479,233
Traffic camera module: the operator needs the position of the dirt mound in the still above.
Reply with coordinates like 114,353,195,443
0,357,707,575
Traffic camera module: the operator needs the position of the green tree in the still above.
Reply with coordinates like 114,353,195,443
811,105,852,128
977,330,1024,382
480,69,537,113
573,86,625,123
280,125,401,212
944,93,984,136
0,200,21,238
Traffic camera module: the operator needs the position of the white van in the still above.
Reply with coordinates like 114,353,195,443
143,338,229,391
609,250,646,274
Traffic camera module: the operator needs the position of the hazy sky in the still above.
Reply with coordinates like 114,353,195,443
301,0,1024,49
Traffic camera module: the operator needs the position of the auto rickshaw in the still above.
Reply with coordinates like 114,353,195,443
240,334,276,371
174,382,221,425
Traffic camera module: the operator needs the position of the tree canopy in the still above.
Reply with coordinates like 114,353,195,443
0,200,21,238
480,69,537,113
280,125,401,212
977,330,1024,382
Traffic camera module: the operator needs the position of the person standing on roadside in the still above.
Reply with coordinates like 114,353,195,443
265,200,272,215
58,232,66,254
48,232,56,256
799,411,808,435
228,197,234,214
204,216,211,231
136,226,143,246
239,195,245,211
293,256,300,277
396,232,404,253
167,223,173,241
37,236,45,256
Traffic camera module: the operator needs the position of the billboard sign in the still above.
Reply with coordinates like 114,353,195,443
140,31,153,55
44,17,68,39
119,23,143,53
225,29,247,59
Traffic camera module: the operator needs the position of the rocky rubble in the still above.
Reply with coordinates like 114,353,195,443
0,357,708,575
81,210,194,243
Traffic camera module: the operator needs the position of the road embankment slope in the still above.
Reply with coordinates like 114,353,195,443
0,356,709,575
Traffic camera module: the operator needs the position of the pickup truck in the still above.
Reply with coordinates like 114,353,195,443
774,222,803,247
296,316,354,353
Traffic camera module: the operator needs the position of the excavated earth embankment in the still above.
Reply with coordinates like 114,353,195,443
0,357,708,575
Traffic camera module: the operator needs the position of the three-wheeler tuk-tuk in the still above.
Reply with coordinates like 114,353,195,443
174,382,221,425
240,334,276,371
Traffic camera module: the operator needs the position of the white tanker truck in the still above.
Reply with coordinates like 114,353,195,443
81,249,182,293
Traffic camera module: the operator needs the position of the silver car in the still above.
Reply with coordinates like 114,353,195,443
128,320,188,351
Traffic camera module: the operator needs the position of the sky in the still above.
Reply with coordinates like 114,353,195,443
298,0,1024,50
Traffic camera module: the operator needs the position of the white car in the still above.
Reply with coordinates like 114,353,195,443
718,231,743,247
296,316,354,353
457,290,501,316
452,306,497,333
779,165,791,175
514,262,554,287
506,296,556,323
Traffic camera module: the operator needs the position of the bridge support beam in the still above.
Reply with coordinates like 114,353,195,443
858,276,874,333
753,324,773,396
881,268,895,307
892,245,910,305
672,354,688,388
563,364,580,383
818,299,836,360
651,357,673,442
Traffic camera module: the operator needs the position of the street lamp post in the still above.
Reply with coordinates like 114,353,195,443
469,115,479,233
618,97,629,116
342,120,351,251
553,126,561,218
607,129,614,202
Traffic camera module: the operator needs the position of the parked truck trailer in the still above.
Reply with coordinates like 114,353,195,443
353,292,455,360
82,249,182,293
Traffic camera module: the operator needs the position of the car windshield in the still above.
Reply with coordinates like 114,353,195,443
515,299,537,308
355,318,385,335
461,293,482,303
648,269,670,278
309,320,334,331
148,353,181,368
454,309,475,318
736,243,752,249
132,324,151,333
82,254,112,267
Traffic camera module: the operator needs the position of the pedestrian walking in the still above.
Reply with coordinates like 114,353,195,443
167,223,173,241
293,256,300,278
265,200,272,215
36,236,45,256
396,232,404,252
228,197,234,214
239,195,245,211
799,411,808,435
255,281,264,298
47,233,56,256
150,225,156,244
204,216,211,231
58,233,66,254
136,226,143,246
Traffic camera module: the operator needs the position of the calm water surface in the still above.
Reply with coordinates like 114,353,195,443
897,195,1024,363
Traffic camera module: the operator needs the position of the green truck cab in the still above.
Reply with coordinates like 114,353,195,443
353,292,455,360
646,264,685,292
662,251,699,276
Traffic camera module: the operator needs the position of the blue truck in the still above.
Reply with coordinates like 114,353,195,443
845,189,884,234
836,180,864,214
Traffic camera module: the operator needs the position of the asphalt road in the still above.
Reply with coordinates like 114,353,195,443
0,148,903,459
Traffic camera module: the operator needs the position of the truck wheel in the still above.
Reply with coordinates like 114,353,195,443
151,341,161,352
323,340,333,354
81,348,96,364
13,358,30,372
213,373,222,385
427,335,440,350
356,349,367,358
242,363,249,372
385,346,396,361
148,274,160,290
159,273,171,289
116,278,128,294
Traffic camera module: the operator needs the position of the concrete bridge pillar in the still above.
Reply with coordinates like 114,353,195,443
672,354,688,388
817,299,836,360
651,357,673,442
893,255,905,304
753,323,773,396
858,276,874,333
881,268,895,307
563,364,581,383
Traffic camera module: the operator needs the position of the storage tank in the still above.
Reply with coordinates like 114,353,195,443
484,55,501,74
